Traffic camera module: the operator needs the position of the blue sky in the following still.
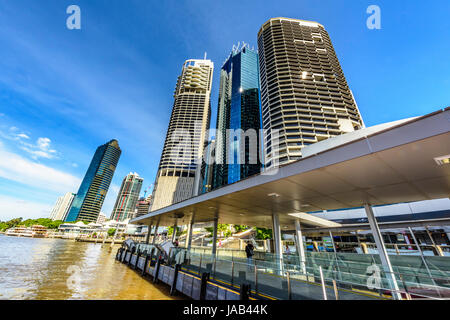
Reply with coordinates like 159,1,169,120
0,0,449,220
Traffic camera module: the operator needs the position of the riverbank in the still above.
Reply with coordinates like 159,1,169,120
1,232,124,244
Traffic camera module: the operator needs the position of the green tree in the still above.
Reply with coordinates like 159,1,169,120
107,228,116,237
0,218,23,231
167,226,182,236
255,227,272,240
234,225,249,233
0,217,64,231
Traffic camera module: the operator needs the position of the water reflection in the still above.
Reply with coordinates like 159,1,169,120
0,235,182,300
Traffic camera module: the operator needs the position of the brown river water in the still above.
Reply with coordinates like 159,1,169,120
0,234,182,300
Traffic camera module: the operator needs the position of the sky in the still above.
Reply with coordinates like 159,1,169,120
0,0,449,221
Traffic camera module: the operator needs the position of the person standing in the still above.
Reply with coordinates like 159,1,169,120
245,241,255,267
285,244,291,254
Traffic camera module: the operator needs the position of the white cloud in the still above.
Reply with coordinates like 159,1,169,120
0,145,81,194
0,194,52,220
0,127,57,159
20,137,57,159
16,133,30,139
37,137,50,149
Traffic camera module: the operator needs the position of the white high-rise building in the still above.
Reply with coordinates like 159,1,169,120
96,212,108,224
50,192,75,221
110,172,144,221
257,18,364,167
151,58,214,211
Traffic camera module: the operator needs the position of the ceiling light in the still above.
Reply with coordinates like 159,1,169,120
267,193,280,197
434,155,450,166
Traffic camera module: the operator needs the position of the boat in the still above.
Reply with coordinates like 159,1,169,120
5,225,48,238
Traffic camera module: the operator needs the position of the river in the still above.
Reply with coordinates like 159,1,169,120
0,234,182,300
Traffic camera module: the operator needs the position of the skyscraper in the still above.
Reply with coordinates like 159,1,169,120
135,195,152,218
110,172,143,221
257,18,364,167
65,139,121,223
150,59,214,211
212,44,262,190
50,192,75,221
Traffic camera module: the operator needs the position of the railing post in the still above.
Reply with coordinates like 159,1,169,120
332,280,339,300
287,271,292,300
319,266,327,300
199,253,203,275
213,255,217,278
231,261,235,287
254,264,258,294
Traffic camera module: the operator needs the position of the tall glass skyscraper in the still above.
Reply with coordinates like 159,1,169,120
110,172,143,221
212,44,262,190
65,139,121,223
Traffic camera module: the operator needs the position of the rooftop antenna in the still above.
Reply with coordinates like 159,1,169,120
204,52,207,60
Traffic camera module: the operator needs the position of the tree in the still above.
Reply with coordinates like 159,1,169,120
167,226,182,236
0,218,64,231
234,225,249,233
255,228,272,240
0,218,23,231
107,228,116,237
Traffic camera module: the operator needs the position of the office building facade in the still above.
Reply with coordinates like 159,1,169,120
150,59,214,211
110,172,143,221
65,139,121,223
257,18,364,167
50,192,75,221
135,195,152,218
212,44,262,190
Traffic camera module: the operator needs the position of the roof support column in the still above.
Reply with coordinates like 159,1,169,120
185,214,195,250
212,214,218,256
364,204,402,300
145,224,152,244
294,219,306,274
272,211,283,273
152,219,160,245
171,220,177,243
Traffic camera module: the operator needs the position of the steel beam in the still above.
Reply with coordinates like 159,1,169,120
364,204,402,300
294,219,306,274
